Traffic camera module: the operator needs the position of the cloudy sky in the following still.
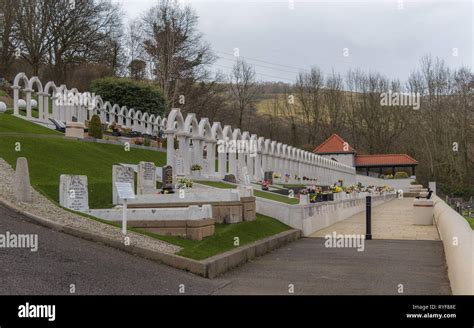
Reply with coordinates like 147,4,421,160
115,0,472,83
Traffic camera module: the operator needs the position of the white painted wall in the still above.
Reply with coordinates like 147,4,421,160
85,204,212,222
256,192,397,236
320,153,354,167
433,196,473,295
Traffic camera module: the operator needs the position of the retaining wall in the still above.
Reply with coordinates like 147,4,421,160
433,196,473,295
256,192,397,236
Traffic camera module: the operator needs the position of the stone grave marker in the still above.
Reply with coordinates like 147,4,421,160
137,161,156,195
224,174,236,183
59,175,89,211
162,165,174,191
112,165,135,204
264,171,274,185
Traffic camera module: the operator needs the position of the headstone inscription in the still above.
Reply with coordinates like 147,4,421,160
137,161,156,195
112,165,135,204
175,154,184,175
264,171,274,185
162,165,174,191
59,175,89,211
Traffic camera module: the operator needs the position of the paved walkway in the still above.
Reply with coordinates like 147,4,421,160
0,203,450,295
214,238,451,295
310,198,440,240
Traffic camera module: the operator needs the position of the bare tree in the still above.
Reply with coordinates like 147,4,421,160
295,67,324,144
0,0,20,80
229,58,258,129
142,0,215,107
15,0,57,75
126,19,146,79
324,71,346,136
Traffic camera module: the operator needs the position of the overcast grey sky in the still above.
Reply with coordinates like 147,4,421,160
115,0,472,83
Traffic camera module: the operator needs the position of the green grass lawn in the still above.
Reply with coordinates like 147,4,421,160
463,212,474,230
0,114,166,208
0,114,293,259
133,213,290,260
0,112,59,135
466,217,474,229
254,190,299,204
196,180,236,189
196,180,299,204
281,184,305,188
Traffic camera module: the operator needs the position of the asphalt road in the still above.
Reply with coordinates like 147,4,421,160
0,204,451,295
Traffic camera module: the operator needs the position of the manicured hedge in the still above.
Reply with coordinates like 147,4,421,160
90,77,167,116
394,171,409,179
88,114,103,139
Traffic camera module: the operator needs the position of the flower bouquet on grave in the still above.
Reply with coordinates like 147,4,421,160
330,185,343,193
191,164,202,171
177,177,193,189
190,164,202,178
273,172,281,179
299,188,309,195
261,180,270,191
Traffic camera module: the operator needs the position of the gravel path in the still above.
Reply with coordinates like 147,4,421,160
0,158,181,255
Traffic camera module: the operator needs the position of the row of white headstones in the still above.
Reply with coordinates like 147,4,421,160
60,162,157,211
11,72,356,185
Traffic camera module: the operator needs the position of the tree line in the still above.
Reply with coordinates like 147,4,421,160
0,0,472,196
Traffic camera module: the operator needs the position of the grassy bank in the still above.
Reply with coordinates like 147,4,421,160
196,180,299,204
133,213,290,260
0,114,166,208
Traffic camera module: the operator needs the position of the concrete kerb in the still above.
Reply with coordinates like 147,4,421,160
0,196,301,279
203,229,301,279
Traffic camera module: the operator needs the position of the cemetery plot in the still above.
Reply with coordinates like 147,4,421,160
132,213,290,260
0,114,165,208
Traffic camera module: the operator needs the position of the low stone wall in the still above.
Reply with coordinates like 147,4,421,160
85,205,212,222
128,189,240,204
115,218,215,241
433,196,473,295
256,192,397,236
84,205,215,240
128,197,257,224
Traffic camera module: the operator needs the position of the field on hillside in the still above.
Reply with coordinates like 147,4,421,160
0,113,166,208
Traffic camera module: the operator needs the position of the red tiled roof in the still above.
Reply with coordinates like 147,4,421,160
312,134,355,153
355,154,418,166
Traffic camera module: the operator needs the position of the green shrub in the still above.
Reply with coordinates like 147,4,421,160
90,77,167,116
88,115,103,139
144,136,151,147
394,171,409,179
